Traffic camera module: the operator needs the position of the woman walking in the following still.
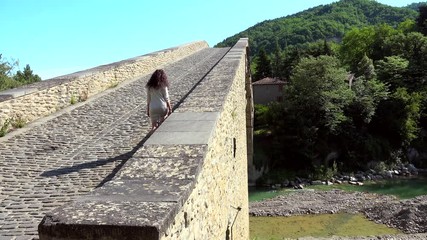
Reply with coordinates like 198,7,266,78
146,69,172,130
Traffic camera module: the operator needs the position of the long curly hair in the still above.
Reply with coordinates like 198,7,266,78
146,69,169,89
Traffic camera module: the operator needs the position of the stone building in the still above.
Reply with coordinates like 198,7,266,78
252,77,286,105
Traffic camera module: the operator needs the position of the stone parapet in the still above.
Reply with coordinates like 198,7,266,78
0,41,208,127
38,38,250,239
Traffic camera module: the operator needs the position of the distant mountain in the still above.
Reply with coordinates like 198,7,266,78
216,0,424,55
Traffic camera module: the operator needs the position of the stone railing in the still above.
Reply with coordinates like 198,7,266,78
38,38,251,239
0,41,208,128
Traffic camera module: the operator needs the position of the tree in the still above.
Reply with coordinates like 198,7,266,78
278,40,337,80
14,64,41,84
0,54,19,91
380,32,427,91
271,56,355,170
416,5,427,35
0,55,41,91
355,54,376,80
337,76,389,166
376,56,409,91
369,88,422,150
253,47,272,81
340,26,375,71
323,39,333,56
371,24,398,61
402,32,427,91
287,55,354,132
0,54,16,77
271,39,282,78
398,19,416,34
348,77,389,126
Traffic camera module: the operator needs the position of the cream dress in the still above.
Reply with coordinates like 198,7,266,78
147,86,170,124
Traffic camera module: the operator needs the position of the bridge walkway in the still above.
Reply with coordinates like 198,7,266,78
0,47,230,240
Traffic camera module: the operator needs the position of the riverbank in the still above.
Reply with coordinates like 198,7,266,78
250,189,427,239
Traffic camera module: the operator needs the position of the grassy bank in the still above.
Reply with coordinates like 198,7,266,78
250,213,401,240
250,177,427,202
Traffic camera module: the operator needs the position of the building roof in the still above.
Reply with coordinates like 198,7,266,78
252,77,286,85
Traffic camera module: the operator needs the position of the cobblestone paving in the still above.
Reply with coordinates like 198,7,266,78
0,47,229,240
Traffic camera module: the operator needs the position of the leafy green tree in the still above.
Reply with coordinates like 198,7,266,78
322,39,333,56
348,77,389,126
287,56,354,132
340,26,375,71
254,104,270,130
280,46,302,80
416,5,427,35
369,88,422,155
0,54,15,77
371,24,398,61
398,19,416,34
0,55,41,91
279,40,337,80
253,47,272,81
0,55,19,91
337,77,389,166
341,24,398,71
355,54,376,80
272,56,354,170
14,64,41,84
399,32,427,91
376,55,409,91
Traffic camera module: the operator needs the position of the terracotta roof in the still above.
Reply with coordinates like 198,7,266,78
252,77,286,85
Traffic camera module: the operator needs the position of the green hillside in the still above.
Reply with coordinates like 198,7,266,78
216,0,423,55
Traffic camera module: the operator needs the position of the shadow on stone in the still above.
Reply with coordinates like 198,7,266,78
40,130,155,188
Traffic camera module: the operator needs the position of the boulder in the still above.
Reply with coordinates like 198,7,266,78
311,180,324,185
334,179,343,184
383,171,393,179
355,174,366,182
281,179,290,188
408,164,418,175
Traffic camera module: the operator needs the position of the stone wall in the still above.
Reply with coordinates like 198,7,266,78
0,41,208,127
38,39,251,239
253,84,284,105
160,40,249,240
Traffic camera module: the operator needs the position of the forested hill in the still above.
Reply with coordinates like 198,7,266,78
216,0,423,55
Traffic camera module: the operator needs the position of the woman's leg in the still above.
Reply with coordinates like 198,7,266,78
151,121,157,130
149,107,167,130
150,113,160,130
150,108,168,130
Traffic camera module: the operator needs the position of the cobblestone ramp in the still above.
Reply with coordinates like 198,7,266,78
0,47,230,240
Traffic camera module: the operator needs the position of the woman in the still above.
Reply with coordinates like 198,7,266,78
146,69,172,130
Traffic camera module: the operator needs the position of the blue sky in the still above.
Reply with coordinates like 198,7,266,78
0,0,420,79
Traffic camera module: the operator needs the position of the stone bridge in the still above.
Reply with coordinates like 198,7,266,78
0,39,254,239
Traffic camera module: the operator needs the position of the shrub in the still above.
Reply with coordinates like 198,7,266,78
311,161,338,181
11,114,26,128
0,119,11,137
70,95,77,105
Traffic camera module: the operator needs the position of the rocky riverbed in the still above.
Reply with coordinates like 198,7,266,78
250,189,427,239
